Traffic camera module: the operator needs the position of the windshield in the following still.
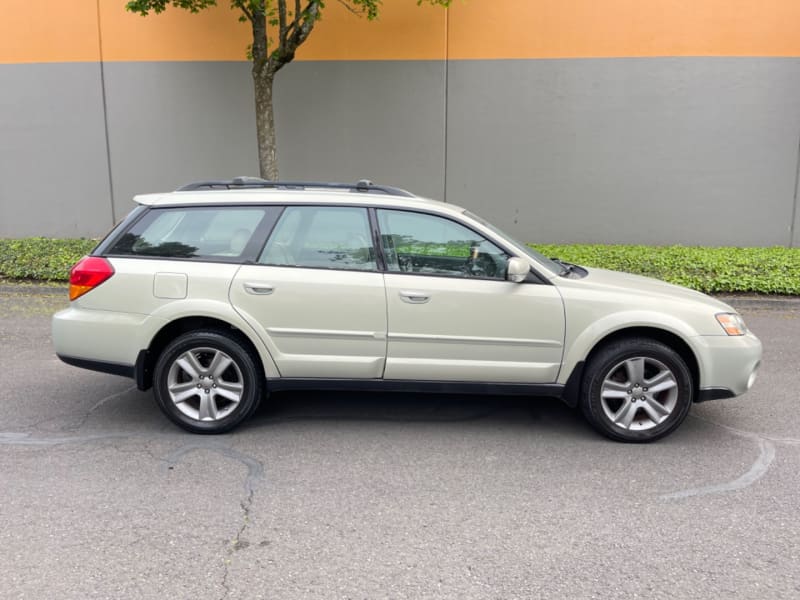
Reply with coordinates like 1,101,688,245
463,210,563,275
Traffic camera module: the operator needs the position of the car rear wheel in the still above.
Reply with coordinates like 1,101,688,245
153,330,263,434
580,337,693,442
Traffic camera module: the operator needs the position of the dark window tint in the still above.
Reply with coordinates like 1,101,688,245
376,209,509,279
108,207,270,259
259,206,376,271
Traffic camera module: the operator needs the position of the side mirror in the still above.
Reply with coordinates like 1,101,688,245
506,257,529,283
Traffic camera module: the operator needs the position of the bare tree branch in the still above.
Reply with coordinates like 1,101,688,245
278,0,289,49
335,0,363,17
236,0,253,22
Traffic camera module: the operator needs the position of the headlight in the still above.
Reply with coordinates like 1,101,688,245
716,313,748,336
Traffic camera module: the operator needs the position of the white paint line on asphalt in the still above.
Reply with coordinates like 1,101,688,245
0,431,131,445
661,437,776,500
661,415,778,500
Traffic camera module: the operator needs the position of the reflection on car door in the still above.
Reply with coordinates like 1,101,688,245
230,206,387,379
377,209,565,383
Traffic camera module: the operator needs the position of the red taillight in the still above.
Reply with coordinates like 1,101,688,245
69,256,115,301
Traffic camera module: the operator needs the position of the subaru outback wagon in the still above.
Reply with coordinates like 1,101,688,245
52,178,762,442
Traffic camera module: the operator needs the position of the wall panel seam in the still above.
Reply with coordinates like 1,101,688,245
96,0,116,225
791,132,800,248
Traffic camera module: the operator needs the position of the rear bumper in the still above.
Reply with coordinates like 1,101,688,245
52,306,164,373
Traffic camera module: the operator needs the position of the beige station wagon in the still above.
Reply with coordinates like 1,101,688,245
52,178,762,442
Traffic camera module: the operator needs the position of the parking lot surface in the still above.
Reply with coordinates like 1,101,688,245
1,287,799,599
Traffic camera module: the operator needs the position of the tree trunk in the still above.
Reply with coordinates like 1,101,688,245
253,69,278,180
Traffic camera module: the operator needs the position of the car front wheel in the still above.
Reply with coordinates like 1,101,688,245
580,337,693,443
153,330,263,434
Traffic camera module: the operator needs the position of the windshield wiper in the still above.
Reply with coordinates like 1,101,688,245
550,257,575,276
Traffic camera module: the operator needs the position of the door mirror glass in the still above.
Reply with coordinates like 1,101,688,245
506,257,529,283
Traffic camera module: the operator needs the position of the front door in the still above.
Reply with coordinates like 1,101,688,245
376,209,565,383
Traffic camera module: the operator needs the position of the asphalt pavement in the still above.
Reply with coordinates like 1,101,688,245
1,287,799,599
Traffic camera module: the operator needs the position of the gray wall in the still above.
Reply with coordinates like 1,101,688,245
445,58,800,246
0,63,113,237
2,58,799,246
102,62,260,222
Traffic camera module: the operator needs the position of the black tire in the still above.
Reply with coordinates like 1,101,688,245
580,337,693,443
153,330,264,434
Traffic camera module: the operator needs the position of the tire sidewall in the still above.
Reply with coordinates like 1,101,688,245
582,339,693,443
153,330,262,434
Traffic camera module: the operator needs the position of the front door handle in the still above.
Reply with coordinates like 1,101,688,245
399,290,430,304
244,282,274,295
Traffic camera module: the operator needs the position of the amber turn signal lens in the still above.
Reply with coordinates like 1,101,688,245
715,313,747,336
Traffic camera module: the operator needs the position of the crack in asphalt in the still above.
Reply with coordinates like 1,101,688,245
162,442,264,600
661,414,782,500
65,384,138,432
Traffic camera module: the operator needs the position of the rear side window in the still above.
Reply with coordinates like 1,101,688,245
259,206,376,271
107,207,272,260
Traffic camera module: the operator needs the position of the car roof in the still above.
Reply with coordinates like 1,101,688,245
133,188,466,217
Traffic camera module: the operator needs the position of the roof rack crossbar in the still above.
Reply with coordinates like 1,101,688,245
176,178,415,197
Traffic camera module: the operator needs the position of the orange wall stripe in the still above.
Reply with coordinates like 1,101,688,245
100,0,445,62
447,0,800,59
296,2,447,61
2,0,800,64
98,1,250,62
0,1,101,64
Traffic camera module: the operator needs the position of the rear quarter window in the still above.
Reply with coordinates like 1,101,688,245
107,207,273,260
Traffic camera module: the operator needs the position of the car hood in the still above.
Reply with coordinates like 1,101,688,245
575,267,735,312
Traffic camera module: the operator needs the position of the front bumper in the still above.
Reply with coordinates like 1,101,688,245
692,332,762,401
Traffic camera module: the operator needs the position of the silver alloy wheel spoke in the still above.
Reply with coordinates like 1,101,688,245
209,352,233,379
175,355,201,380
601,380,630,400
624,358,645,385
602,388,629,400
613,400,639,428
170,384,199,404
647,375,678,394
213,386,241,403
642,397,670,422
198,392,218,421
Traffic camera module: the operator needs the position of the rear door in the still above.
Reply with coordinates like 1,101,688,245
230,205,387,379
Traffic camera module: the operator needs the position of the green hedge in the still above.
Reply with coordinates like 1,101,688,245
0,238,96,282
1,237,799,295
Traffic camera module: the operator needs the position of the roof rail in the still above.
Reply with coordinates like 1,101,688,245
176,177,415,198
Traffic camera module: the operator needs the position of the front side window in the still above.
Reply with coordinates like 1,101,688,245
107,207,270,259
259,206,376,271
376,209,509,279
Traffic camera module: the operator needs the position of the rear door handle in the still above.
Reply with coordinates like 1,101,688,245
399,290,430,304
244,283,274,295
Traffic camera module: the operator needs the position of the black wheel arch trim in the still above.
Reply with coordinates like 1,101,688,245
559,361,585,408
135,349,153,391
696,387,736,402
57,354,135,379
